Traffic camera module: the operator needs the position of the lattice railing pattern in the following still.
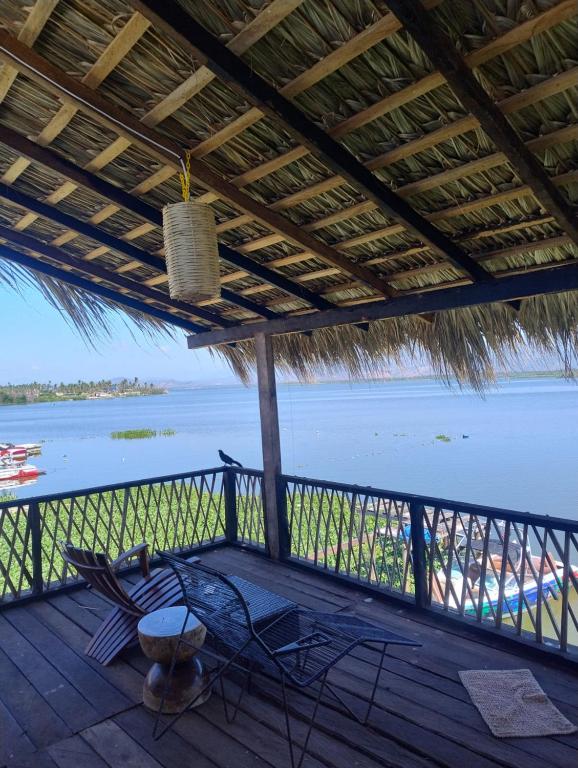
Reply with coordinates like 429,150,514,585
235,470,266,549
284,478,413,596
423,507,578,654
0,469,226,602
0,501,34,602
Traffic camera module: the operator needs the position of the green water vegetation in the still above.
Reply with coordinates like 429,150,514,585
0,378,165,405
435,434,452,442
110,428,176,440
0,481,411,600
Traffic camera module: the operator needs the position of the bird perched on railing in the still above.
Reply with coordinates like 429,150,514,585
218,449,242,468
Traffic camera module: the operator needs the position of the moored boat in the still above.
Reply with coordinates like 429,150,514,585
435,525,578,618
0,462,44,482
0,442,42,457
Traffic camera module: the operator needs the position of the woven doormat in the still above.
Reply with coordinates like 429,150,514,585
459,669,577,738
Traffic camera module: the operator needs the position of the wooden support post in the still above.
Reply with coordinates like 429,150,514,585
255,333,283,559
409,502,428,610
224,468,238,544
28,501,43,596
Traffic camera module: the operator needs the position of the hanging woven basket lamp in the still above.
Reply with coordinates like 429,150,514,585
163,152,221,303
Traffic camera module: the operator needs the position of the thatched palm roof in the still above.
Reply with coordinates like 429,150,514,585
0,0,576,386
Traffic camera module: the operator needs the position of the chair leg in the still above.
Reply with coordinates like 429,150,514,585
152,638,252,741
281,672,327,768
323,643,387,725
219,661,254,724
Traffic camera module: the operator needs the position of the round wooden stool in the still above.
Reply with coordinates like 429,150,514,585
138,606,210,714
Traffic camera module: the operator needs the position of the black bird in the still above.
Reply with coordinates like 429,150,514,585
219,449,242,468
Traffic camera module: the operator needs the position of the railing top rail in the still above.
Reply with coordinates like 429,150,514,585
0,466,227,510
230,467,264,478
280,472,578,532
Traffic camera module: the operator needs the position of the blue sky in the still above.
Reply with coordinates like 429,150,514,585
0,284,237,384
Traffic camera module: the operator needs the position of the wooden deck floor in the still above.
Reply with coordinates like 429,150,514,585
0,546,577,768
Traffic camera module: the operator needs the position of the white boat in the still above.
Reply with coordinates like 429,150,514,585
0,462,44,483
0,442,42,456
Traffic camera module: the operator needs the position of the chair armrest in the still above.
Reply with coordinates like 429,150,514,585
111,542,150,577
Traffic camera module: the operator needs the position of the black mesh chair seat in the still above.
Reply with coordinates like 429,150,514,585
155,554,420,768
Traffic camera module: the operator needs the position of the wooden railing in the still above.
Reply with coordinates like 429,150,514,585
1,466,577,659
0,468,227,603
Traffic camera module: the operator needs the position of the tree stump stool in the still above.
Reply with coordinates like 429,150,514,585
138,606,210,714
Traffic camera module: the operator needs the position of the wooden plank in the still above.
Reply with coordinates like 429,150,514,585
0,613,100,732
387,0,578,247
28,597,144,702
130,1,491,284
255,333,283,560
4,608,131,717
0,128,323,311
48,734,109,768
0,244,206,335
0,644,71,749
0,697,39,766
187,0,443,159
224,119,574,252
0,223,229,328
204,549,578,705
81,720,163,768
187,3,578,210
143,0,301,126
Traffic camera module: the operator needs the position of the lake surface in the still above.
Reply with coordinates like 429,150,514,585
2,377,578,520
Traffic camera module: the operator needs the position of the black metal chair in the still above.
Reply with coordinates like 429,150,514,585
153,554,420,768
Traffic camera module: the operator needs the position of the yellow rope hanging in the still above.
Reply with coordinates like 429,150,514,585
179,150,192,202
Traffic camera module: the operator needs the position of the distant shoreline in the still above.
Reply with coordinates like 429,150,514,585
0,389,166,406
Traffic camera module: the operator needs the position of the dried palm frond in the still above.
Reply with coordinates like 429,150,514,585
214,293,578,391
0,260,175,346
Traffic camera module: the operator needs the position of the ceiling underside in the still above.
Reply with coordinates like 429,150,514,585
0,0,576,348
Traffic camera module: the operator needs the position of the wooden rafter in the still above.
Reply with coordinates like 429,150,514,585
129,0,492,284
0,126,332,311
0,30,392,298
386,0,578,247
186,263,578,347
0,181,280,320
0,225,230,328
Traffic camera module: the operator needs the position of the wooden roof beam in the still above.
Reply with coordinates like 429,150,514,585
0,225,232,328
386,0,578,248
0,180,278,321
130,0,491,284
0,125,332,311
186,262,578,348
0,30,389,298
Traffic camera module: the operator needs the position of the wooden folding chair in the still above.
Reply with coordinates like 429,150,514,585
61,542,197,665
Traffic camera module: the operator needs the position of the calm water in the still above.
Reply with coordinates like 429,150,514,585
1,377,578,519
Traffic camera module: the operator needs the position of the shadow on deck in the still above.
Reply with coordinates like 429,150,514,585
0,547,576,768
